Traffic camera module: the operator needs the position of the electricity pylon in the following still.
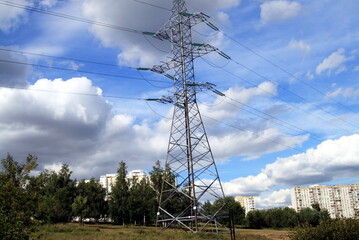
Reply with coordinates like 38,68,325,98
141,0,230,232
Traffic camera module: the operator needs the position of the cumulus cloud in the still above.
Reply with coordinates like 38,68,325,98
288,39,311,55
255,189,292,209
81,0,240,67
316,48,352,75
326,87,359,98
0,74,310,179
260,0,301,25
0,0,32,33
222,134,359,196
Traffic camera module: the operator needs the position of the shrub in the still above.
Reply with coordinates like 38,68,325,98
290,218,359,240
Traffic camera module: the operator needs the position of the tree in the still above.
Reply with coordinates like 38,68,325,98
0,154,38,240
76,178,108,222
211,197,245,226
71,196,88,225
110,161,129,225
246,210,266,229
34,164,76,223
298,207,320,227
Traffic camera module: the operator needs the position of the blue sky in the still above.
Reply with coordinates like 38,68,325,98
0,0,359,208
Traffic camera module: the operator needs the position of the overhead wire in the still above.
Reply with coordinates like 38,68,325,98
0,59,172,84
0,85,145,101
0,48,136,70
201,92,324,143
228,58,359,132
2,0,356,148
201,57,355,136
0,1,144,34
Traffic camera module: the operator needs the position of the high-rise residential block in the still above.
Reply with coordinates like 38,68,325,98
291,183,359,218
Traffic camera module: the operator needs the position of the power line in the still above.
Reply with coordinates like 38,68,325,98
228,58,359,132
0,1,144,34
201,114,306,154
201,58,355,135
0,48,136,70
132,0,172,11
221,32,358,114
0,59,172,84
0,85,145,100
202,92,325,143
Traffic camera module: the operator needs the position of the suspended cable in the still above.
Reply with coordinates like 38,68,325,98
201,58,355,136
201,114,306,154
221,32,357,114
132,0,172,11
0,59,172,84
0,1,144,34
0,48,136,70
228,58,359,132
201,92,324,143
0,85,145,100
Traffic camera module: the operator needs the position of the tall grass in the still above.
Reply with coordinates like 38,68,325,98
30,224,230,240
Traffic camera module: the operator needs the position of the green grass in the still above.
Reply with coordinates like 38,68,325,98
30,224,231,240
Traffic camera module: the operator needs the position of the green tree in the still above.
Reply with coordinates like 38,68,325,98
34,164,76,223
76,178,107,222
71,196,88,224
211,197,245,226
110,161,129,225
298,207,320,227
0,154,38,240
246,210,266,229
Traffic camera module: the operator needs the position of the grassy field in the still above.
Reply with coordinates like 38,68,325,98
30,224,291,240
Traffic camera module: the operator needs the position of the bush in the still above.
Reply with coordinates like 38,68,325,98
290,218,359,240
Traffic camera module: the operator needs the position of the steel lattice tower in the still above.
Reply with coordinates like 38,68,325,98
142,0,229,232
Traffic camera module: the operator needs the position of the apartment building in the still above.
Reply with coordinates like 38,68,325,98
99,170,147,198
291,183,359,218
235,195,255,215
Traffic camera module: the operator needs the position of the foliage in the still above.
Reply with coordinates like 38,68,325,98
34,164,76,223
245,206,331,229
246,210,266,229
290,218,359,240
0,154,39,240
75,178,108,222
109,161,130,225
199,197,245,227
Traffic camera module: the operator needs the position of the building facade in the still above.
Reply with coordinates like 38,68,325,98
235,195,255,215
99,170,147,198
291,183,359,218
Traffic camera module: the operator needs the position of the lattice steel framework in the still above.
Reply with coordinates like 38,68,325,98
146,0,227,232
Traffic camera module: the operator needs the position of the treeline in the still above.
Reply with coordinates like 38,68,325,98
245,205,331,229
2,154,358,240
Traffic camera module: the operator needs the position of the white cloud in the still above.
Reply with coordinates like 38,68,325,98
222,134,359,196
316,48,352,75
81,0,241,67
288,39,311,55
306,71,314,80
326,87,359,98
260,0,301,25
255,189,292,209
40,0,59,8
0,0,32,33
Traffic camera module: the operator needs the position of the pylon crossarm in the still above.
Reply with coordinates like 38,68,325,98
179,12,210,26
